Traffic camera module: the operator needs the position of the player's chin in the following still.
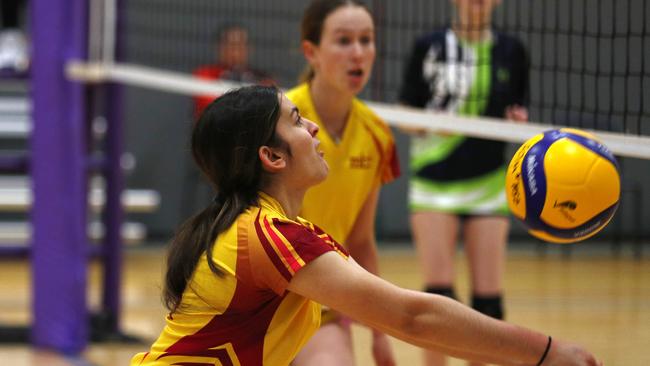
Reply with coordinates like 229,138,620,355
322,163,330,177
317,163,329,181
347,79,366,94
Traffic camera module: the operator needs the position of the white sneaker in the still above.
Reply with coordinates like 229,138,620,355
0,29,29,73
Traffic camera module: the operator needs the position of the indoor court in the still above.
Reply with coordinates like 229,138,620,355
1,0,649,365
1,245,649,365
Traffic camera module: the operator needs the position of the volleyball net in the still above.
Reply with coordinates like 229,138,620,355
14,0,649,355
69,0,650,159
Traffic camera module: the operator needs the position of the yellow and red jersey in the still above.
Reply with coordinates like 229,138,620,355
131,192,348,366
286,83,400,244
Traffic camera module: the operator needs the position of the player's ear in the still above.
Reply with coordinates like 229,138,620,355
259,145,286,173
302,40,318,67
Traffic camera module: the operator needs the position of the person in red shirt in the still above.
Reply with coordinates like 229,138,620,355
193,24,272,118
185,24,274,218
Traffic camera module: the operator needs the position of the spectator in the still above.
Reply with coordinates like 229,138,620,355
193,24,272,118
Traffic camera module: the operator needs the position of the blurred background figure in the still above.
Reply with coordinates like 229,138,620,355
185,24,273,219
289,1,399,365
399,0,529,365
193,24,272,118
0,0,29,73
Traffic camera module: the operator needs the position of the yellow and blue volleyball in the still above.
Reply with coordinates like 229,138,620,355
505,128,620,243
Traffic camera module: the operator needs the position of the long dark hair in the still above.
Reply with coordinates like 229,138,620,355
299,0,370,82
163,85,283,313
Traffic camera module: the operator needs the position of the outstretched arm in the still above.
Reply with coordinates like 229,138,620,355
287,252,601,366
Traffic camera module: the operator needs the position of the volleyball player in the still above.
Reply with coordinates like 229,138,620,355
399,1,529,364
287,1,398,365
130,85,601,366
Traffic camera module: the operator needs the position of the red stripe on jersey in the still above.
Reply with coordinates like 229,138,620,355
255,210,293,282
308,223,349,257
272,218,347,262
134,352,149,365
387,141,401,180
158,348,233,365
263,216,304,273
363,123,401,183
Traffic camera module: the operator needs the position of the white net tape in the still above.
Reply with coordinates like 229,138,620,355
66,61,650,160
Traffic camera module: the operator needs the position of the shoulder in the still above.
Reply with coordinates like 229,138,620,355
295,217,349,256
405,29,449,65
246,205,347,293
193,64,224,78
352,99,393,139
350,100,401,180
252,205,319,247
265,215,312,240
413,29,448,49
493,32,528,55
259,214,349,261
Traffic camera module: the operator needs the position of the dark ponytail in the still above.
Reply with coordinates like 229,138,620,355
163,85,282,313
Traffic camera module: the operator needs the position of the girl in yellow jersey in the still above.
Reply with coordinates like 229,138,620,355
287,1,399,365
131,85,600,366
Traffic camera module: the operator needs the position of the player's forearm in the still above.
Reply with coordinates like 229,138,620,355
383,292,549,365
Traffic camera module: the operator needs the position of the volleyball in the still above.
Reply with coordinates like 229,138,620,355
505,128,620,243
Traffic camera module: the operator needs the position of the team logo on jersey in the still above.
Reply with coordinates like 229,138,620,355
350,155,373,169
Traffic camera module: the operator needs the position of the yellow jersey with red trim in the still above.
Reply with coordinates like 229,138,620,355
286,83,401,244
130,192,349,366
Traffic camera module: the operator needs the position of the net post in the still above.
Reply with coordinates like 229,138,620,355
31,0,90,354
100,0,126,336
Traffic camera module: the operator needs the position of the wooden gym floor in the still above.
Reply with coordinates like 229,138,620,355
0,243,648,365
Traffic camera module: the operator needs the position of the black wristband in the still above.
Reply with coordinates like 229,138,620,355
536,336,552,366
